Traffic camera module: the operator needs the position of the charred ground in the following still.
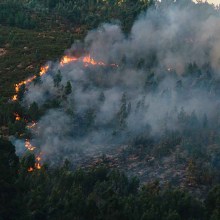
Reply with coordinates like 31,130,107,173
1,1,220,220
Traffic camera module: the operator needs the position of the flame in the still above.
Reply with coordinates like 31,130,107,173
14,113,21,121
27,154,42,172
36,156,41,161
26,149,42,172
35,156,41,170
12,95,18,101
11,65,49,101
25,131,42,171
60,56,78,66
28,167,34,172
25,139,36,151
39,65,50,76
25,123,42,171
11,53,118,172
59,54,117,67
12,54,117,101
82,55,105,66
27,122,37,129
35,163,41,170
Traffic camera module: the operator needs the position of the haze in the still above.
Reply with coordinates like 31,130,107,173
194,0,220,5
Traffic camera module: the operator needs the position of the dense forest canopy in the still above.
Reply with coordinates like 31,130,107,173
0,0,152,31
1,0,220,219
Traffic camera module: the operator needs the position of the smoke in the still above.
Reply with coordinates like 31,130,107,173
11,137,26,156
20,1,220,162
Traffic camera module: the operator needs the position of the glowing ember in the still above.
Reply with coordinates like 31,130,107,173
14,113,21,121
34,154,42,170
27,122,37,129
35,163,41,170
36,156,41,161
28,167,34,172
25,139,36,151
12,95,18,101
27,155,42,172
25,138,42,171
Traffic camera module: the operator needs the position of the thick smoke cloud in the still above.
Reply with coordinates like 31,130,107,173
21,1,220,162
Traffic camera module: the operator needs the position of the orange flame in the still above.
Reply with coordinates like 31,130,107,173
27,122,37,129
11,53,118,173
35,155,42,170
28,167,34,172
11,65,49,101
12,54,117,101
59,54,117,67
60,56,78,66
25,139,36,151
25,139,42,171
27,156,42,172
83,55,105,66
14,113,21,121
35,163,41,170
39,65,50,76
12,95,18,101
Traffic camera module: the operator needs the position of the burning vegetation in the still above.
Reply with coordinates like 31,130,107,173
11,53,116,171
12,65,49,101
8,1,220,184
2,0,220,220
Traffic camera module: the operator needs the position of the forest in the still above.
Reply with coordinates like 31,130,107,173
1,137,220,220
1,0,220,219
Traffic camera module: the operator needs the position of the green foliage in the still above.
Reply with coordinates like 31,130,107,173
28,102,40,121
0,100,24,127
117,93,129,129
65,81,72,95
0,1,36,29
53,70,62,87
205,185,220,220
0,0,151,99
1,139,220,219
17,84,26,101
8,118,26,135
20,153,36,171
0,138,20,219
1,1,220,219
19,0,151,31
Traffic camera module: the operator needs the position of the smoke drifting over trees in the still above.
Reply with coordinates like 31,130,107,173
19,1,220,163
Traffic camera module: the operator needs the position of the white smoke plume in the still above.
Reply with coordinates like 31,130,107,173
21,1,220,162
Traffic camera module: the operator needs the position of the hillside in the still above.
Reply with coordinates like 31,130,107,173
1,0,220,220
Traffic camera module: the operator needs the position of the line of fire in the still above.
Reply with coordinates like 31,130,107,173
11,54,118,172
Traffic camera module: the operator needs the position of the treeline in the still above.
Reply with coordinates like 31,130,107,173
0,0,153,29
0,0,152,31
1,138,220,220
50,0,152,30
0,1,36,29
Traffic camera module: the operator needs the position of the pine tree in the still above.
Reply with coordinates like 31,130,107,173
117,93,128,129
65,81,72,95
28,102,40,121
54,70,62,87
98,91,105,103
